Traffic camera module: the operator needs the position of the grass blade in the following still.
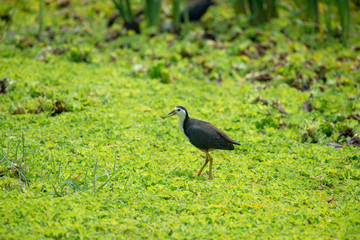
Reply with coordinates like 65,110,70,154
146,0,161,28
335,0,350,45
266,0,278,20
96,169,120,192
113,152,117,173
173,0,180,30
56,162,61,183
112,0,128,22
304,0,319,32
38,0,44,42
93,158,98,196
125,0,133,21
82,168,89,192
21,133,26,171
233,0,248,15
248,0,266,25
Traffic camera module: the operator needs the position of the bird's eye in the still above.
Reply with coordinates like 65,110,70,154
177,109,180,112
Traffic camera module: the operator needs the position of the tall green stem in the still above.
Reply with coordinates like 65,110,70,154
38,0,44,42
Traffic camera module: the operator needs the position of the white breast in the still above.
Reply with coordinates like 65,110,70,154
178,115,190,142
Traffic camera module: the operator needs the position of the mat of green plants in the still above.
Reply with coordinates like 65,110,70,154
1,1,360,239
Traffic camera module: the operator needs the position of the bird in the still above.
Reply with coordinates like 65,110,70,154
180,0,215,23
162,106,240,179
161,0,215,32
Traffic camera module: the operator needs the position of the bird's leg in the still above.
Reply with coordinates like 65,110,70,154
197,153,209,177
208,153,213,179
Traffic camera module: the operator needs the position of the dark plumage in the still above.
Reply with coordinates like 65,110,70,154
161,0,215,32
180,0,215,23
163,106,240,179
184,117,239,151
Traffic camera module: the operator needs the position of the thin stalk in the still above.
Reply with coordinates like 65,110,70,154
113,152,117,173
125,0,133,22
14,141,19,167
93,158,98,196
52,184,62,197
266,0,278,20
112,0,134,23
7,138,11,156
119,0,128,22
82,168,89,192
56,162,61,183
15,141,21,184
1,139,5,163
233,0,247,15
122,177,135,194
304,0,319,32
38,0,44,42
112,0,127,21
97,170,120,192
248,0,266,25
173,0,180,30
183,3,190,34
335,0,350,45
325,1,333,34
22,133,26,171
146,0,161,28
311,0,319,32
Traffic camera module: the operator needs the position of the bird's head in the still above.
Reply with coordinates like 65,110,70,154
162,106,188,119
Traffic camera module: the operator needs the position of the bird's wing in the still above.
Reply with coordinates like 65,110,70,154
185,119,236,150
215,127,241,145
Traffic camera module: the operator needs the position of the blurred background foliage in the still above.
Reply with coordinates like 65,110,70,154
0,0,357,45
110,0,354,44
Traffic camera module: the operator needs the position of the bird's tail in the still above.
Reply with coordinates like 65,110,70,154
230,139,241,145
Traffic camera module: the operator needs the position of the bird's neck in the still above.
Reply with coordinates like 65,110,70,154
178,113,190,141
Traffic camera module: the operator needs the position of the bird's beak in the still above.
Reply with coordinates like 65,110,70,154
161,110,175,119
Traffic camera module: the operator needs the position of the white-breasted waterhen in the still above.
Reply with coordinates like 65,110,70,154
162,106,240,179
